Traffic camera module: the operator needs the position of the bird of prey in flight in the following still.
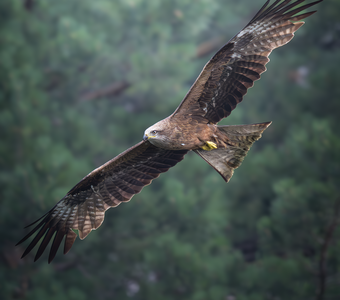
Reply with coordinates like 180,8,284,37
17,0,323,263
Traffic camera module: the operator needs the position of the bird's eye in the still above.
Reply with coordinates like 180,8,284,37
151,130,157,135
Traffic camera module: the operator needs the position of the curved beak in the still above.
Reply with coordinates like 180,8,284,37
143,133,156,141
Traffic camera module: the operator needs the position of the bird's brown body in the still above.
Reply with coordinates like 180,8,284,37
144,115,229,151
17,0,323,263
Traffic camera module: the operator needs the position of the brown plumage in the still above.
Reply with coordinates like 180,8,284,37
17,0,322,263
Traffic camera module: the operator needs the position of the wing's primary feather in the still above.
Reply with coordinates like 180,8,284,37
172,0,322,124
16,141,187,263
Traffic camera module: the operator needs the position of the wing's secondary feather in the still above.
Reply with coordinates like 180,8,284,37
172,0,322,124
17,141,187,263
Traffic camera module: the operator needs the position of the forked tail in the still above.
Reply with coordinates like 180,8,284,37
194,122,271,182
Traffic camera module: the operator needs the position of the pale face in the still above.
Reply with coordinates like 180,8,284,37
143,120,170,148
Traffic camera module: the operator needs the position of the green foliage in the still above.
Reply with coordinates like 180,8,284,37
1,0,339,299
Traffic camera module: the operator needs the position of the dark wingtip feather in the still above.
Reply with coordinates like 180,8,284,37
280,1,321,20
20,222,50,259
24,215,45,229
34,227,56,262
248,0,323,25
48,229,65,263
16,213,51,247
22,206,55,229
247,0,271,25
16,207,57,247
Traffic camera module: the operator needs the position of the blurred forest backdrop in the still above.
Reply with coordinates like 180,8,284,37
1,0,340,299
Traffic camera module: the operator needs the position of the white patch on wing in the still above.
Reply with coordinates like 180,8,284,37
231,53,242,59
236,25,254,38
237,30,247,38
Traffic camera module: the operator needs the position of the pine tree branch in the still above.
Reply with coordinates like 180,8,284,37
195,36,225,58
316,199,340,300
79,81,130,102
23,0,35,11
77,37,226,102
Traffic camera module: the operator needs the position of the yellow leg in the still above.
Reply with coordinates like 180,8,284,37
201,141,218,151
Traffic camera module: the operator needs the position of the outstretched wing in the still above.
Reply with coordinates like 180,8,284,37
172,0,322,124
17,141,187,263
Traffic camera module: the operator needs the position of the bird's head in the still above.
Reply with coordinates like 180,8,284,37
143,120,169,147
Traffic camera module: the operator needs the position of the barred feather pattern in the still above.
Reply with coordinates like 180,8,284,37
172,0,322,124
17,141,187,263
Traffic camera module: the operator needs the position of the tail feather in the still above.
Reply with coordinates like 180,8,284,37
194,122,271,182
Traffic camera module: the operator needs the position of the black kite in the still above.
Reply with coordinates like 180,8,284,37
17,0,323,262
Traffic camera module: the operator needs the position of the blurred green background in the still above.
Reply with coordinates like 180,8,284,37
1,0,340,299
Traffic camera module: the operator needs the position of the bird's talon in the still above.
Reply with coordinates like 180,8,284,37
201,141,218,151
